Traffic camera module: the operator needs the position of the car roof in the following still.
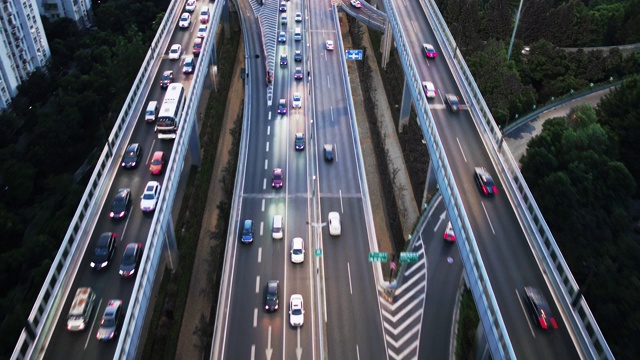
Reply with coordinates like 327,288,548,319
152,151,164,158
97,232,113,245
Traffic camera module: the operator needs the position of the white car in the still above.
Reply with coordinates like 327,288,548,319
178,13,191,28
168,44,182,60
328,211,341,236
444,221,456,242
140,181,161,212
350,0,363,8
185,0,196,12
295,12,302,22
197,25,207,38
200,6,210,24
281,15,287,25
290,237,304,263
422,81,436,99
289,294,304,327
325,40,334,50
292,92,301,109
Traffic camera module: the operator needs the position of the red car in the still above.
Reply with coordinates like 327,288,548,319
149,151,165,175
193,38,203,56
272,168,283,188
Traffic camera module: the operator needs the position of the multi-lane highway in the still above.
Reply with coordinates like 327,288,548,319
42,3,207,358
392,0,581,357
216,0,386,358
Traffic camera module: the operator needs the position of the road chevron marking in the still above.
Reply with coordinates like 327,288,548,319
383,308,423,337
381,295,424,323
382,282,425,312
388,340,420,360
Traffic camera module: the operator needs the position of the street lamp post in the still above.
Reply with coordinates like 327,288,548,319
507,0,525,61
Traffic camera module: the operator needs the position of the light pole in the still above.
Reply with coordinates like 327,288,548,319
507,0,525,61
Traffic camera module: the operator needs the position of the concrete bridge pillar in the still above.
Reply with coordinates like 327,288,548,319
398,77,412,132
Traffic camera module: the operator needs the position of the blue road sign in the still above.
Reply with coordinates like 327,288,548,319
345,49,363,60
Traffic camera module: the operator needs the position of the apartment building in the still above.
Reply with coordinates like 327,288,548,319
0,0,51,110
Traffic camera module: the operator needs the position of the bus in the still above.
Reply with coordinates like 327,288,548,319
155,83,185,139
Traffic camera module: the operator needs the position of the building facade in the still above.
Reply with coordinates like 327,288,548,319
38,0,92,28
0,0,51,110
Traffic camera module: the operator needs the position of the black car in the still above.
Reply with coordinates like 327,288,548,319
90,232,117,270
109,188,131,219
160,70,174,89
524,286,558,330
294,133,305,150
294,50,302,62
294,67,303,80
119,243,142,278
324,144,334,161
121,143,141,169
264,280,280,311
280,54,288,67
445,94,461,112
474,167,497,196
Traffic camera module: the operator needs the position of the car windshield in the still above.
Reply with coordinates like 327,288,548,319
125,151,136,158
114,197,126,206
291,308,302,315
292,249,302,255
142,193,155,200
102,317,116,327
122,250,136,265
95,246,108,255
162,74,171,80
151,158,162,165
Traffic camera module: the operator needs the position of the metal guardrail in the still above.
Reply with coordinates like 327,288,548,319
210,0,253,358
11,0,226,358
380,0,514,358
417,0,614,358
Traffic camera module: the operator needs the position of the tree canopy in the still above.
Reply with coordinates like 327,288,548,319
0,0,167,356
520,99,639,358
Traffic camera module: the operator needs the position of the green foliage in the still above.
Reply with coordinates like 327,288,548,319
520,103,638,358
466,40,536,124
455,288,480,360
0,0,167,357
598,76,640,194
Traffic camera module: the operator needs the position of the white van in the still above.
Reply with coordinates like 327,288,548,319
294,28,302,41
144,101,158,122
66,287,96,331
272,215,284,239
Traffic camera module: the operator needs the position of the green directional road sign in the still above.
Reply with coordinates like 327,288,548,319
399,252,419,263
315,249,322,257
368,252,388,262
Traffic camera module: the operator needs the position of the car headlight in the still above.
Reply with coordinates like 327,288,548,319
101,261,109,267
90,262,96,267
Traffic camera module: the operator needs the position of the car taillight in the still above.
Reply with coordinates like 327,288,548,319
482,186,488,194
492,186,498,194
539,318,548,329
550,318,558,329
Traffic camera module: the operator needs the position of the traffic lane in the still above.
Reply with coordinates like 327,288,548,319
419,200,464,359
225,195,286,359
45,159,161,358
282,197,314,359
320,196,385,360
432,105,579,357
